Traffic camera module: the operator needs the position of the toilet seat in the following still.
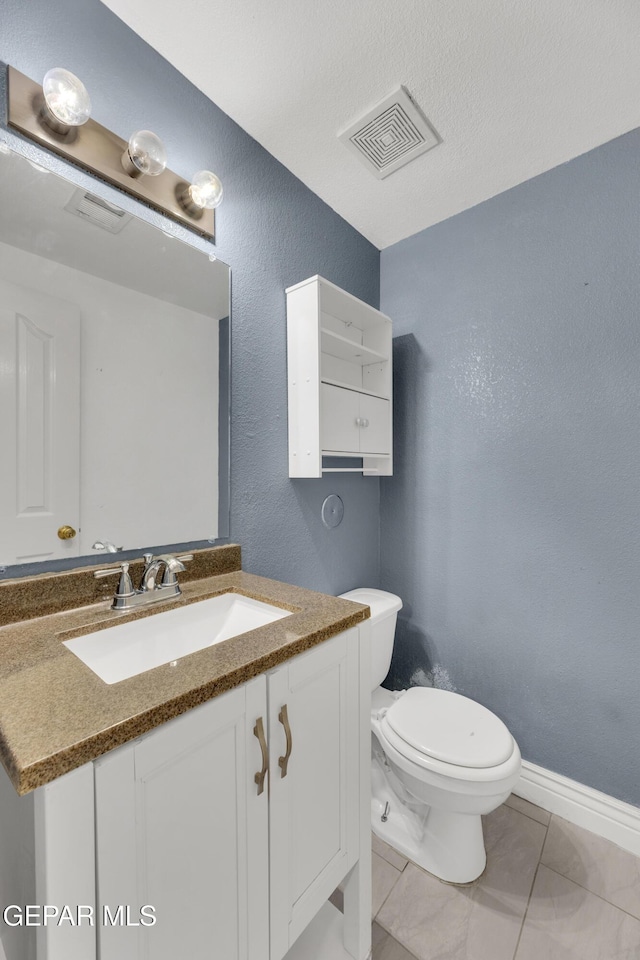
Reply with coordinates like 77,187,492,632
377,688,519,784
377,715,519,784
384,687,514,768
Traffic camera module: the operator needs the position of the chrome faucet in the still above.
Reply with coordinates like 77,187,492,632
140,553,190,591
95,552,193,611
91,539,121,553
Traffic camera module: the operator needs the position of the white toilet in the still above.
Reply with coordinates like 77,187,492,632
340,588,522,884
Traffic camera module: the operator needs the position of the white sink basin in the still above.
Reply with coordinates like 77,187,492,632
63,593,292,684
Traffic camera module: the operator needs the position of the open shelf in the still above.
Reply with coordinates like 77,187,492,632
320,328,387,366
320,377,390,401
284,901,353,960
322,451,391,459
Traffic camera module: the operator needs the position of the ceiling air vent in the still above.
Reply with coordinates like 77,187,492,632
64,189,132,234
339,86,440,180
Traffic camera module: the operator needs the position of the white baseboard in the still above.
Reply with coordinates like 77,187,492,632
515,760,640,857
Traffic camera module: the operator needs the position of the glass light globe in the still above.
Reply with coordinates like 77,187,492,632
189,170,223,209
126,130,167,177
42,68,91,126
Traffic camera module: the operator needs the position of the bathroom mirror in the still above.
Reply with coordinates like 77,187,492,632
0,146,230,567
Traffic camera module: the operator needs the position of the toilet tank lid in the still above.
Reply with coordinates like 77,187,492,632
338,588,402,621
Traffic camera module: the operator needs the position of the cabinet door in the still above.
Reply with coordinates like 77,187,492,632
95,676,269,960
268,630,360,959
320,382,360,453
358,394,390,456
321,383,390,457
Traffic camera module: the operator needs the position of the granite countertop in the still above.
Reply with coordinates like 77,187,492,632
0,546,369,795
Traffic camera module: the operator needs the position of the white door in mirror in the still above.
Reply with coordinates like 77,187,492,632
64,594,291,684
0,280,80,565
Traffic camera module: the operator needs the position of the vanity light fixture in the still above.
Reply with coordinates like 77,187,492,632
122,129,167,178
179,169,223,216
41,68,92,134
6,65,219,239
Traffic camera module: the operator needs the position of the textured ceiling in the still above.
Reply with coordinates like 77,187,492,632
101,0,640,249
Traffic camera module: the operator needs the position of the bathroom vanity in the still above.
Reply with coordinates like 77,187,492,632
0,547,372,960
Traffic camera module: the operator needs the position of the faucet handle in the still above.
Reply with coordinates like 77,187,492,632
159,553,193,587
94,562,135,602
94,563,126,580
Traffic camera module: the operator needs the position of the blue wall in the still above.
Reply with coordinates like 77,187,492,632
0,0,380,594
380,129,640,805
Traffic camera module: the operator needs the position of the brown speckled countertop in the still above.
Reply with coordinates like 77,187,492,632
0,546,369,795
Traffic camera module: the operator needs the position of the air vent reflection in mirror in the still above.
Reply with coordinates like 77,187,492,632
64,189,132,234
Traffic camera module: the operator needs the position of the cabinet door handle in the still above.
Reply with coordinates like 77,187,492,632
278,704,293,778
253,716,269,795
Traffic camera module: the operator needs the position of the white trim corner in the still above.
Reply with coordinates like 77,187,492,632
515,760,640,858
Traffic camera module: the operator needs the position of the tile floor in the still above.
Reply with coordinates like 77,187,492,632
366,794,640,959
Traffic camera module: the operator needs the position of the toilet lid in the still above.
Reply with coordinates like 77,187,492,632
385,688,514,769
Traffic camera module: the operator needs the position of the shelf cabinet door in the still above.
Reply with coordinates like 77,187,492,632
358,394,390,456
268,629,360,960
95,677,269,960
321,382,360,452
321,383,390,456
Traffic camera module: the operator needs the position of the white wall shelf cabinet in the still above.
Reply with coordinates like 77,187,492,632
287,276,393,477
0,626,371,960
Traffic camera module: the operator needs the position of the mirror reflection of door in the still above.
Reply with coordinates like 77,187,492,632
0,280,80,564
0,146,230,569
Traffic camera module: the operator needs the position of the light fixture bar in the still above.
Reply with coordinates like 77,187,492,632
6,66,215,240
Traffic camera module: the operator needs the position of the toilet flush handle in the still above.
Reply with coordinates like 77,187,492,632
278,704,293,778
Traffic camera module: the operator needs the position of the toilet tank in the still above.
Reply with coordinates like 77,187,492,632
338,588,403,690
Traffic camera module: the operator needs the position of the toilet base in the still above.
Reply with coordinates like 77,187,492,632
371,755,487,884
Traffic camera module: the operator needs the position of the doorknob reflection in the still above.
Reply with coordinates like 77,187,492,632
57,525,77,540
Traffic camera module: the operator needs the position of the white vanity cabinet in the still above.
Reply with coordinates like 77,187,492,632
94,676,270,960
29,626,369,960
287,275,393,477
268,627,359,958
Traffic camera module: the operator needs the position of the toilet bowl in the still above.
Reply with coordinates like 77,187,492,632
339,588,522,884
